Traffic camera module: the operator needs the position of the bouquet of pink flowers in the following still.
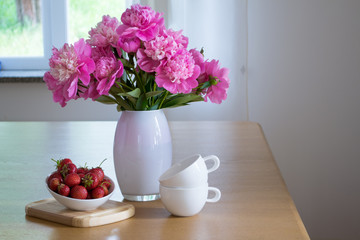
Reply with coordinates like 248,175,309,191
44,4,230,110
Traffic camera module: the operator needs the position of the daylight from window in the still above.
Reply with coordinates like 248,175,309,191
68,0,126,44
0,0,43,57
0,0,126,58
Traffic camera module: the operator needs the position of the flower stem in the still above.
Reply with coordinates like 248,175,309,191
158,91,169,109
117,81,134,91
134,69,146,94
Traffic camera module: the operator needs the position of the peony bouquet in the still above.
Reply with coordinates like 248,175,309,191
44,4,230,111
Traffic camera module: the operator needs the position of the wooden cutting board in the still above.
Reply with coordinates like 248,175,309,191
25,198,135,227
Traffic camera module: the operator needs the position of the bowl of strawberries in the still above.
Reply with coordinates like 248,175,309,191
46,158,115,211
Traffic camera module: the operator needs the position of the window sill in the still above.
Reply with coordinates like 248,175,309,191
0,70,46,83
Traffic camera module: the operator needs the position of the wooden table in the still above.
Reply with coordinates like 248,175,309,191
0,121,309,240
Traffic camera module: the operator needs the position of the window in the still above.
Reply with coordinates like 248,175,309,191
0,0,125,71
0,0,43,57
67,0,125,44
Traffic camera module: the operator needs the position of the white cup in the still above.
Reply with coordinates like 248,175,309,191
160,183,221,217
159,154,220,188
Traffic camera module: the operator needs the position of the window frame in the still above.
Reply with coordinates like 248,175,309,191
0,0,68,71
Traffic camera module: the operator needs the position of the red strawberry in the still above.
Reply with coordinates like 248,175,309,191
91,186,105,199
90,168,104,182
57,183,70,196
60,163,77,177
101,178,112,189
82,172,99,190
86,192,92,199
89,158,106,182
64,173,81,187
52,158,72,172
70,185,88,199
77,167,88,175
49,178,61,192
99,183,109,196
77,162,89,174
78,172,85,180
47,171,63,185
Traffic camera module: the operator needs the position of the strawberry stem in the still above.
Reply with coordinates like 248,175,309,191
51,158,60,169
79,162,88,169
98,158,107,167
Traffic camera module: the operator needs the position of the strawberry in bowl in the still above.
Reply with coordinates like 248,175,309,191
46,158,115,211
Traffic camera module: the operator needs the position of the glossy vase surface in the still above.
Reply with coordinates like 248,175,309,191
113,110,172,201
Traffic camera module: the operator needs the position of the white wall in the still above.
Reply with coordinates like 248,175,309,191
0,82,120,121
248,1,360,239
165,0,247,121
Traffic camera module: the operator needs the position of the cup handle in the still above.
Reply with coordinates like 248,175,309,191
203,155,220,173
207,187,221,203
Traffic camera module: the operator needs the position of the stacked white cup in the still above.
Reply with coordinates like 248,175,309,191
159,154,221,217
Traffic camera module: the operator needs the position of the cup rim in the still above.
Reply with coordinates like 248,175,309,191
159,154,201,182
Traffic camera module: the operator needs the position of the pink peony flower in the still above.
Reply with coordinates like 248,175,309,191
87,15,120,48
44,39,95,107
197,60,230,104
136,49,160,72
163,28,188,49
78,76,101,100
78,47,124,99
117,4,164,42
90,46,114,62
155,49,200,94
190,48,205,73
43,72,70,107
94,55,124,95
137,29,188,72
118,35,141,53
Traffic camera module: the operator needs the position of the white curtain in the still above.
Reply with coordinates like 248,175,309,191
131,0,248,121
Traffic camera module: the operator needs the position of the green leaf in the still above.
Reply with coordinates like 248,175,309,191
118,96,135,110
200,81,212,89
142,72,148,85
116,104,122,112
144,75,156,92
95,95,117,105
121,71,127,82
148,103,160,110
148,94,164,110
98,93,133,111
120,58,132,68
136,93,148,110
110,85,126,94
114,80,134,92
162,94,203,108
117,88,141,98
145,90,163,99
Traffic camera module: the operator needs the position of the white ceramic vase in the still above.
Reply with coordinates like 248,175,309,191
113,110,172,201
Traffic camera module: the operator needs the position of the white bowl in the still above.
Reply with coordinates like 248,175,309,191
46,175,115,211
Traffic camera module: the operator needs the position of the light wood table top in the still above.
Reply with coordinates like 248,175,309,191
0,121,309,240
